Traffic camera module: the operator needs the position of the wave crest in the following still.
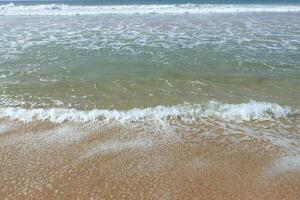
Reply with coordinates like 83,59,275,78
0,101,293,123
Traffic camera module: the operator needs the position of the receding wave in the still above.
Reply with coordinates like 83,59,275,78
0,3,300,16
0,101,293,123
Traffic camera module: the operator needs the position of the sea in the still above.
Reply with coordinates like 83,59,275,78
0,0,300,199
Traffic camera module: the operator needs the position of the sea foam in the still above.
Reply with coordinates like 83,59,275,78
0,101,293,123
0,3,300,16
264,154,300,177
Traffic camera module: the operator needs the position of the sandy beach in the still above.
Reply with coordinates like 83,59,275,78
1,117,299,199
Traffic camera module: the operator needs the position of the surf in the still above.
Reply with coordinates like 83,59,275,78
0,100,293,123
1,3,300,16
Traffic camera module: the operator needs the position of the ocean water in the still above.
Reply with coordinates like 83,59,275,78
0,1,299,132
0,0,300,142
0,1,300,198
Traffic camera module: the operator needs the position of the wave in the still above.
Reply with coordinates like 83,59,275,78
0,101,293,123
0,3,300,16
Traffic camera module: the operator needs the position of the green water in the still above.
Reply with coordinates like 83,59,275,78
0,13,299,109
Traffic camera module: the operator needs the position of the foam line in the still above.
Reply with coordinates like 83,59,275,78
0,101,293,123
0,3,300,16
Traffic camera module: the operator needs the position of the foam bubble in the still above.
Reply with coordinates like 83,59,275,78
0,4,299,16
0,101,293,123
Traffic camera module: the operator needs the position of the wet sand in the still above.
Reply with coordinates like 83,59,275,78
0,119,299,199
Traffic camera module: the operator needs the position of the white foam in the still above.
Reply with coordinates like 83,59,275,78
0,101,293,123
0,122,12,134
39,126,87,145
206,101,292,121
265,154,300,176
0,3,299,16
0,124,83,146
81,138,153,158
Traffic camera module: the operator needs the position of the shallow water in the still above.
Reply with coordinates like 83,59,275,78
0,10,300,109
0,2,300,199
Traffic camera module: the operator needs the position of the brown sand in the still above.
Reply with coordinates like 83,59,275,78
0,119,299,200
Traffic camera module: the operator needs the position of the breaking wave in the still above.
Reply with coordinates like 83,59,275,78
0,101,293,123
0,3,300,16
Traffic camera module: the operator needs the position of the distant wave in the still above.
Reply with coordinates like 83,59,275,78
0,101,293,123
0,3,300,16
